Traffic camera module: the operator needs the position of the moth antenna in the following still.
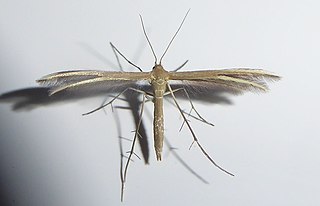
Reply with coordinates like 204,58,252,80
139,14,157,64
159,9,190,64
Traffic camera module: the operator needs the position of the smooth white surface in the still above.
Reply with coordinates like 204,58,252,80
1,0,319,205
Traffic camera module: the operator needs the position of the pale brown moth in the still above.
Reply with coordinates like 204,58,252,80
110,41,208,201
37,9,280,189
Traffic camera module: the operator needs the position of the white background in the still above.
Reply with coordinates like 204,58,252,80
1,0,319,205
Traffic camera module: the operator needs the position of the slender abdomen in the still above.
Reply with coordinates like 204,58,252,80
153,92,164,160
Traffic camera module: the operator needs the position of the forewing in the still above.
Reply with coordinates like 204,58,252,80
169,68,280,93
37,70,150,95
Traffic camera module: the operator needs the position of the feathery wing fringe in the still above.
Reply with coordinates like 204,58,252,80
37,70,150,95
168,69,280,93
36,68,280,96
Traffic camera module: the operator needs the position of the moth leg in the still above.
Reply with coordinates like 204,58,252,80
82,87,148,115
163,88,214,127
166,83,234,176
178,87,215,127
121,93,147,201
172,60,189,72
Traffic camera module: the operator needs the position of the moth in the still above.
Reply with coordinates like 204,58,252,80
37,10,280,177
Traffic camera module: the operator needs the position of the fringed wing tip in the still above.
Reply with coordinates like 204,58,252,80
36,78,47,84
36,73,59,86
36,78,59,90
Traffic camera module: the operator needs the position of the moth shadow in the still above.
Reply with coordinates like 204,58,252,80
0,84,233,167
0,85,234,111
